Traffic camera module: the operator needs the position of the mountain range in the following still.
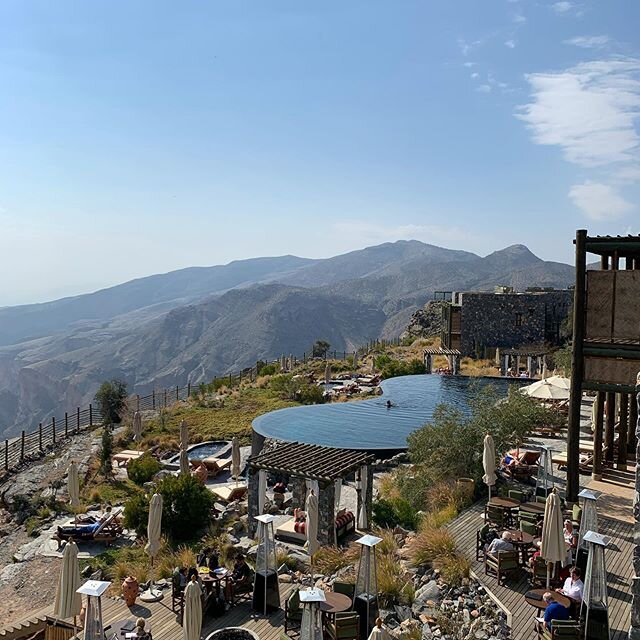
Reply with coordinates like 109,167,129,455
0,240,574,439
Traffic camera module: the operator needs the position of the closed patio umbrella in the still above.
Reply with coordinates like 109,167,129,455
482,434,496,500
540,490,565,588
53,540,82,621
183,577,202,640
141,493,163,602
353,351,358,369
67,461,80,510
179,420,190,476
231,436,241,485
305,490,319,558
132,411,143,443
324,362,331,385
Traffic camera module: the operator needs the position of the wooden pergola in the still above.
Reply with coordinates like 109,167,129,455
499,347,549,377
423,347,462,374
247,442,375,544
567,232,640,501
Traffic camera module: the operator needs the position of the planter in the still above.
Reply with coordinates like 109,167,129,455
122,575,139,607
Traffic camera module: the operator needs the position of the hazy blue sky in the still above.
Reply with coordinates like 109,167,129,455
1,1,639,305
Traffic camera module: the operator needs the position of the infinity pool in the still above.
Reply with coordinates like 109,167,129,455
252,374,523,451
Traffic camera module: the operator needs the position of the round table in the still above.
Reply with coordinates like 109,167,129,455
488,497,520,509
520,502,546,514
504,529,533,565
202,569,229,595
319,592,352,614
525,588,571,610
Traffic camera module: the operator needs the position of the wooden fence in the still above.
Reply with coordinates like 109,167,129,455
1,337,403,475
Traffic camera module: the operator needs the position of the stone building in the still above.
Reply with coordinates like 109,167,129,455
440,287,572,358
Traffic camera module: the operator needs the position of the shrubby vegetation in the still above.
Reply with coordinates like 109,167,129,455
269,374,324,405
124,474,214,542
95,379,128,425
127,454,162,486
374,354,425,379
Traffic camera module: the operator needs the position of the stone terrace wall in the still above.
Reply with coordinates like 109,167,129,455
459,291,571,358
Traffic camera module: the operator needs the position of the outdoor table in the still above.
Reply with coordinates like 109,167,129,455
524,588,571,612
519,502,545,515
488,497,520,527
201,568,229,596
504,529,534,565
319,592,352,622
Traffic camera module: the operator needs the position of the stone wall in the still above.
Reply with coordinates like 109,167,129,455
458,291,571,358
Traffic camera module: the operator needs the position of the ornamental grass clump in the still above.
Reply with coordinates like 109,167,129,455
313,544,359,575
435,553,471,586
408,526,457,567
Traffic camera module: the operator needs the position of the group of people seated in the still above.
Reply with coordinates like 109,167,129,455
537,567,584,631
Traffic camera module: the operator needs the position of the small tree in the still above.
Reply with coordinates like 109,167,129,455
99,426,114,478
95,379,128,426
312,340,330,358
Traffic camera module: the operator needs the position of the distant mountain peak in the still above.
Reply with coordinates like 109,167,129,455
484,244,541,264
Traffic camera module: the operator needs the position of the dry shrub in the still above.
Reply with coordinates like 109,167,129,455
435,553,470,586
377,555,412,606
409,527,456,567
419,503,458,530
314,545,359,575
378,474,402,502
373,527,399,556
111,560,149,585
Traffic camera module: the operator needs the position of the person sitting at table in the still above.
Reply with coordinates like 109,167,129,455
487,531,514,558
134,617,152,640
224,554,253,604
208,549,220,572
563,520,577,546
197,549,208,567
541,592,570,630
556,567,584,604
177,566,188,589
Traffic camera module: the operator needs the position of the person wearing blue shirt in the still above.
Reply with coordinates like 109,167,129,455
543,592,570,630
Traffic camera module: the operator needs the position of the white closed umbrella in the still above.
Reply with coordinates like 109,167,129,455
231,437,241,485
179,420,190,476
183,577,202,640
305,490,319,558
353,351,358,369
53,540,82,622
67,461,80,510
324,362,331,385
482,434,496,501
258,469,267,514
357,465,369,530
540,490,565,588
132,411,143,444
141,493,163,602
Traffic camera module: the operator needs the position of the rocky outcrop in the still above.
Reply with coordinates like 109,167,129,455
401,301,449,340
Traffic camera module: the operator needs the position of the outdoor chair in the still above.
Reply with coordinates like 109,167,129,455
538,619,581,639
325,612,360,640
54,508,123,546
485,505,506,528
571,504,582,528
508,489,525,503
519,509,540,528
284,587,303,635
520,520,538,537
333,581,356,603
484,550,520,586
231,570,255,605
171,569,185,617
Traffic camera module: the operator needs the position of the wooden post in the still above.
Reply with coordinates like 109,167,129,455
592,391,605,481
567,229,587,503
630,393,638,453
4,440,8,470
52,416,56,445
176,385,179,401
136,394,140,411
604,392,616,463
617,393,629,470
38,423,43,451
187,383,191,397
21,431,25,462
65,412,69,438
163,389,167,407
89,404,93,427
77,407,80,433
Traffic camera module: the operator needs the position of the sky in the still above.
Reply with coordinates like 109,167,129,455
1,1,639,306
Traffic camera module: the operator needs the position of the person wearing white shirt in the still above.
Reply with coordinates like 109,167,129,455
556,567,584,602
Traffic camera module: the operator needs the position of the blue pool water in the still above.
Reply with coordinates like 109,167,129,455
252,375,525,451
168,441,227,464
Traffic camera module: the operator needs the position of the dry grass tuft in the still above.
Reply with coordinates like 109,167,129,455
409,527,457,567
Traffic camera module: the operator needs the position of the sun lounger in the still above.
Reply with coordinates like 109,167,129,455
210,484,248,503
112,450,144,467
54,508,123,545
193,456,232,476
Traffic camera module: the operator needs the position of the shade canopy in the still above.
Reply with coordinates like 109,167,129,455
145,493,163,559
53,541,82,620
67,461,80,509
482,434,496,488
183,579,202,640
521,379,570,400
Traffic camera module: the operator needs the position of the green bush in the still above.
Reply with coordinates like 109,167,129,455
374,355,425,379
95,379,128,425
123,474,215,542
372,498,418,530
269,374,324,405
127,454,162,486
257,362,280,376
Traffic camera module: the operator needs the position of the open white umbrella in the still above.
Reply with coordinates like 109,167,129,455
231,437,241,485
305,490,319,558
53,540,82,622
141,493,163,602
482,434,496,500
521,379,570,401
67,461,80,510
179,420,190,476
546,375,571,390
132,411,143,443
540,490,565,588
183,577,202,640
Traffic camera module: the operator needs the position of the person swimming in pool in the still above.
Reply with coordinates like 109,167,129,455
386,400,395,409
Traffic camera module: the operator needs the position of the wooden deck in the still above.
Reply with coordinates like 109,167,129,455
447,502,632,639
